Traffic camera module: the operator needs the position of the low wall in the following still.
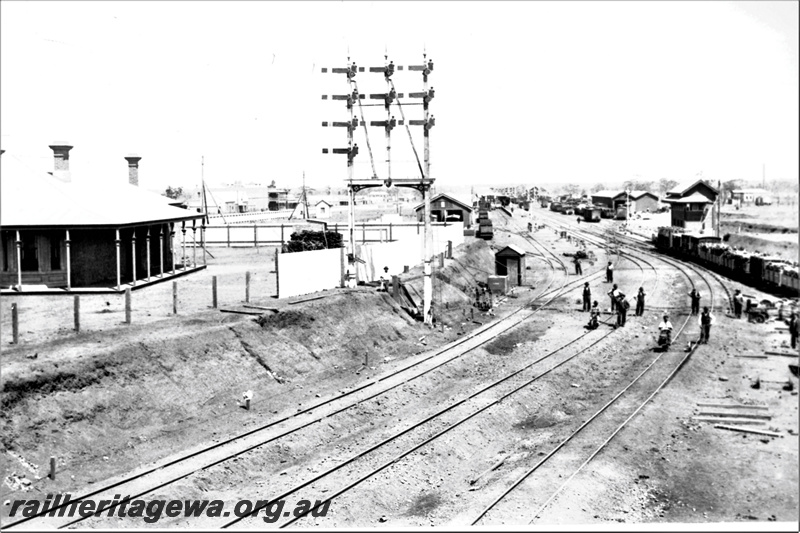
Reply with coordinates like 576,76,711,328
277,247,343,299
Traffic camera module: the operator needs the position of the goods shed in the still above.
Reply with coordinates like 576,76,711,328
414,193,473,227
495,244,526,286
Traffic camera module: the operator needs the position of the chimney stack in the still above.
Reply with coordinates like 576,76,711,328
125,155,142,186
49,144,73,182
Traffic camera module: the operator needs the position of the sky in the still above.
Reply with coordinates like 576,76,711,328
1,0,797,193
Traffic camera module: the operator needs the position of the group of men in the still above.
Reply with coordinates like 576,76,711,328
581,261,720,345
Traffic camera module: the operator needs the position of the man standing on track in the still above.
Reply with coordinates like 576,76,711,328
733,289,744,318
616,293,629,328
574,256,583,276
698,306,715,344
688,289,701,315
608,284,620,312
790,310,798,349
582,282,591,312
635,287,646,316
606,261,614,283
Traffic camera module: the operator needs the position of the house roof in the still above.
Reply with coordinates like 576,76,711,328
0,154,204,229
496,244,527,257
663,192,715,204
629,190,658,199
315,199,333,207
413,193,474,213
591,190,625,199
667,179,719,197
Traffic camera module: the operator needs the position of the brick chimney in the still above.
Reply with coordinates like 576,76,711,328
49,144,73,182
125,155,142,186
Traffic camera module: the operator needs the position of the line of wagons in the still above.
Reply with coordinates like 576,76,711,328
655,227,800,297
476,200,494,240
544,201,610,222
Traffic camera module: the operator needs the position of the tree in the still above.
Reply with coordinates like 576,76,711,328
590,183,607,193
164,186,183,199
622,180,654,193
657,178,678,197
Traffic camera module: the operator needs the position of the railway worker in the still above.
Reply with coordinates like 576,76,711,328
574,256,583,276
698,306,716,344
608,284,620,312
616,293,629,328
582,282,592,311
606,261,614,283
589,300,601,329
733,289,744,318
577,216,582,224
658,314,674,345
688,289,701,315
635,287,646,316
790,310,798,349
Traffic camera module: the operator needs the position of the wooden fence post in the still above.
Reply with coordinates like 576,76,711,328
275,248,280,298
392,275,399,298
74,295,80,333
11,303,19,344
227,226,231,248
173,281,178,315
254,224,258,248
447,240,453,259
212,276,218,308
49,456,56,481
245,272,251,303
404,265,409,273
124,288,132,324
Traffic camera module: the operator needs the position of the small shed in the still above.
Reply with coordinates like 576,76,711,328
314,199,333,219
495,244,527,286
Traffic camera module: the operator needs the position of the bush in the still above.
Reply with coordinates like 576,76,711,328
283,230,343,253
722,233,731,242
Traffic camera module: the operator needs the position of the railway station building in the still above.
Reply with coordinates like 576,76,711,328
0,146,206,294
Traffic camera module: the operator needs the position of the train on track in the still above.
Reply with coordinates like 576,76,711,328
655,227,800,296
476,207,494,240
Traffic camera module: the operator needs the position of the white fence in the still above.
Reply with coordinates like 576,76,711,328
277,247,344,299
355,223,465,282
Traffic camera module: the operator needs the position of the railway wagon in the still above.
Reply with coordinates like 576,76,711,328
477,219,494,240
550,202,563,213
600,207,615,219
657,225,798,297
583,207,601,222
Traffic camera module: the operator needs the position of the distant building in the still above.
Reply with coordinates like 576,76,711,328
731,188,772,206
413,193,474,227
0,146,205,292
314,199,333,219
628,191,659,212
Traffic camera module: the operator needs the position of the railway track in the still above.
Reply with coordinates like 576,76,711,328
4,219,610,530
464,210,729,524
206,216,657,528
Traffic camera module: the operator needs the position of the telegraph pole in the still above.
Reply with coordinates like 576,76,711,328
322,52,435,325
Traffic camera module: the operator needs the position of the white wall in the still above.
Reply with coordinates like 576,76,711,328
277,247,343,299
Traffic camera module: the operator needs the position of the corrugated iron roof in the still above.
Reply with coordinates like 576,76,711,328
496,244,527,256
663,192,714,204
0,154,204,228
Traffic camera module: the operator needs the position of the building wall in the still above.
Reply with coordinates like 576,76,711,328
591,195,615,208
632,195,659,212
